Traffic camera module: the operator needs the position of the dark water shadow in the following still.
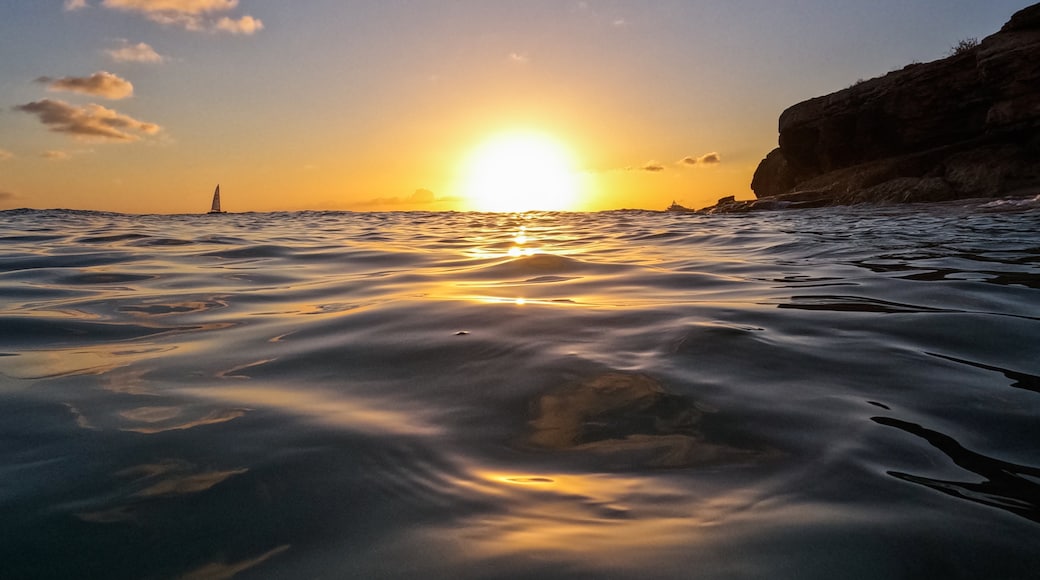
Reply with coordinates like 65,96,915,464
872,416,1040,524
777,295,953,314
855,257,1040,289
926,352,1040,394
75,233,151,244
777,294,1040,321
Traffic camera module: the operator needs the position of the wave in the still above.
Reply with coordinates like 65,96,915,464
1,203,1038,578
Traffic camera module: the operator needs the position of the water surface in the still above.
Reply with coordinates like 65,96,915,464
1,200,1039,579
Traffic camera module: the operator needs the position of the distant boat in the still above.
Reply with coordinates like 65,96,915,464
207,184,226,214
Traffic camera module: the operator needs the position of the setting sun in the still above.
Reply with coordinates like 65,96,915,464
461,132,582,212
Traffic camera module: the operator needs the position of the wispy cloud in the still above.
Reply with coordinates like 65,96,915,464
509,52,530,65
42,150,71,160
100,0,263,34
37,71,134,99
107,40,166,63
407,189,436,204
102,0,236,15
638,161,665,172
573,2,628,30
64,0,88,11
0,190,22,202
363,189,456,208
214,14,262,34
0,149,12,161
680,152,721,166
15,99,160,142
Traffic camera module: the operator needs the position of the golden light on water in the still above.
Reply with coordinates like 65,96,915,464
419,467,738,572
507,224,537,257
461,131,582,212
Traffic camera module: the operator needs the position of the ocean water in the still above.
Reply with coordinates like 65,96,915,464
1,199,1039,579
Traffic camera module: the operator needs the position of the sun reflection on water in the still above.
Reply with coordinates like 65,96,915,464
424,466,753,572
508,225,537,257
463,215,546,260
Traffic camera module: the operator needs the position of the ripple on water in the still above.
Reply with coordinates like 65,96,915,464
523,371,772,470
0,205,1038,579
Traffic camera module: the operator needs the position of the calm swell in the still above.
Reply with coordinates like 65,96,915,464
1,200,1039,579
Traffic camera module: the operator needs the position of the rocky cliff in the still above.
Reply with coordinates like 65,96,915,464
747,2,1040,208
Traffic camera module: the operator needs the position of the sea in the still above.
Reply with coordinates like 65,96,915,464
1,198,1039,579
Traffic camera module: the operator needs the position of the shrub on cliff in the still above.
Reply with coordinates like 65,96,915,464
949,37,979,56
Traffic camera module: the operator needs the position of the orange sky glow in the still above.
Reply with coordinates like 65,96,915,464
0,1,1028,213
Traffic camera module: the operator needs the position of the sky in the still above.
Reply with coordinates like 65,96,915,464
0,0,1032,213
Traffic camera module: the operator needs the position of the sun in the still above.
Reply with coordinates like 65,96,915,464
461,131,581,212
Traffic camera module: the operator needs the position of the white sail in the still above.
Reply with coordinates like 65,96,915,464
208,185,224,213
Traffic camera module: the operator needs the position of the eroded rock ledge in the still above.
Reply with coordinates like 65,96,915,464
711,3,1040,213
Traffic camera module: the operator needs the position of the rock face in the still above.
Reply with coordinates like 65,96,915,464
749,2,1040,206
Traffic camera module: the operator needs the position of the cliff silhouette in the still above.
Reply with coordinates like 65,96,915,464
710,3,1040,212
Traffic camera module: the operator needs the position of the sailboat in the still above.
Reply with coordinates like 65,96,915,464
207,184,226,214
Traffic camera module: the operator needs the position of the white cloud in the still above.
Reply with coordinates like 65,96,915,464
214,14,263,34
42,150,71,160
102,0,237,14
64,0,88,11
100,0,262,34
38,71,134,99
15,99,161,142
107,40,166,63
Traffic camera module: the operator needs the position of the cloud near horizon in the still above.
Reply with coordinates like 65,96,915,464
639,161,665,172
107,40,166,63
100,0,263,34
680,152,722,166
38,71,134,99
0,149,13,161
363,188,456,208
15,99,161,142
